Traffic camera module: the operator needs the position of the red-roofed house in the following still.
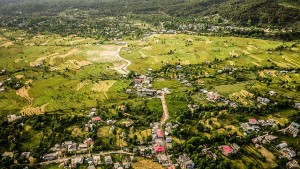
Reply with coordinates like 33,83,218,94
249,118,258,124
154,146,165,153
135,78,143,84
157,130,163,138
221,146,233,156
92,117,102,122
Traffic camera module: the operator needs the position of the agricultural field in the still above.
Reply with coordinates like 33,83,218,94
1,28,300,169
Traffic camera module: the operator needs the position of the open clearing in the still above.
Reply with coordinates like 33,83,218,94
132,157,164,169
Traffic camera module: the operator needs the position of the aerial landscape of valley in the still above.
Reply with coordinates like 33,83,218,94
0,0,299,168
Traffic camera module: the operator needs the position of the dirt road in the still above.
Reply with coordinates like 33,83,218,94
112,46,132,75
159,93,169,125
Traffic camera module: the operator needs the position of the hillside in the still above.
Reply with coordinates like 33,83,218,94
0,0,300,28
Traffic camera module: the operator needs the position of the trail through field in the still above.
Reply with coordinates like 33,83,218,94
112,46,132,74
159,94,169,125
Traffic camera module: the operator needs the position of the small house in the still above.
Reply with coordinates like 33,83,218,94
43,153,58,161
68,143,77,153
93,155,101,165
257,97,270,105
78,143,88,152
105,155,113,165
166,137,172,143
269,91,277,96
276,143,288,150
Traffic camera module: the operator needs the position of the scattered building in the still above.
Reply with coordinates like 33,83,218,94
202,148,217,160
252,134,278,144
93,155,101,165
280,122,299,137
280,148,297,160
7,114,22,123
257,97,270,105
78,143,88,152
71,156,84,168
20,152,30,160
2,152,13,158
68,143,77,153
269,91,277,96
206,92,220,102
218,143,240,157
287,159,300,169
177,153,194,169
295,103,300,110
277,143,288,150
105,155,113,165
43,153,58,161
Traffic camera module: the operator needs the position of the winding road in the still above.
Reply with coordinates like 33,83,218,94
112,46,132,75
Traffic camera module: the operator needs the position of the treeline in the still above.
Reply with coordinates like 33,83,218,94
1,0,300,29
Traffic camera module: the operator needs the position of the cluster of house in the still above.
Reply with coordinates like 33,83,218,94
176,153,195,169
43,139,94,160
240,118,276,135
7,114,22,123
0,81,5,92
216,66,237,75
129,73,171,97
218,143,240,157
150,122,170,167
252,134,278,148
199,89,221,102
177,73,192,87
67,154,132,169
133,74,156,96
276,142,299,169
85,108,103,131
280,122,299,137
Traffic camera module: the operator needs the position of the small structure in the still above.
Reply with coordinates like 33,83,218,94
78,143,88,152
257,97,270,105
93,155,101,165
92,117,102,122
105,155,113,165
7,114,22,123
202,148,217,160
154,146,165,153
43,153,58,161
157,154,168,164
206,92,220,102
166,136,172,143
269,91,277,96
157,130,163,138
276,143,288,150
71,156,83,168
2,152,13,158
287,159,300,169
218,143,240,157
0,88,5,92
123,161,131,169
249,118,259,125
20,152,30,160
126,89,134,94
68,143,77,153
295,103,300,110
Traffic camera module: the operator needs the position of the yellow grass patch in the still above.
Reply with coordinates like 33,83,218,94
229,90,254,106
257,146,277,168
132,157,164,169
76,81,89,91
49,49,78,65
15,75,24,79
91,80,116,92
20,103,48,116
0,41,13,48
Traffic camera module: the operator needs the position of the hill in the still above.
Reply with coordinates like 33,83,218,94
0,0,300,28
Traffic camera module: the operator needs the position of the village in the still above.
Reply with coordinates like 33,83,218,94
2,67,300,169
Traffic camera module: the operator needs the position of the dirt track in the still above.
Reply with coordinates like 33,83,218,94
159,94,169,125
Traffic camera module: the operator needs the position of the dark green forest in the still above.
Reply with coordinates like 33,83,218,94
1,0,300,28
